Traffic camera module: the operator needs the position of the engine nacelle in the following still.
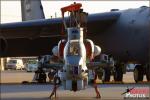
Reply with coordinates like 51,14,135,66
84,39,94,60
58,39,66,58
84,39,101,60
94,45,101,57
52,46,58,56
52,39,66,59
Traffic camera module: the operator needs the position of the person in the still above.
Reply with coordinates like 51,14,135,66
91,70,101,98
34,67,47,83
49,70,61,99
32,56,46,83
48,69,57,83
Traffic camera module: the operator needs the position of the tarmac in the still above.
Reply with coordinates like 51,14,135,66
0,70,150,100
0,70,148,83
1,84,150,100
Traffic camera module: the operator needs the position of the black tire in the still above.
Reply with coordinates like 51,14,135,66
38,73,47,83
114,67,123,82
72,80,77,91
27,71,32,72
134,65,144,83
146,64,150,81
102,68,111,82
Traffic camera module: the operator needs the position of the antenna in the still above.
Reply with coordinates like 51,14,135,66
55,12,57,18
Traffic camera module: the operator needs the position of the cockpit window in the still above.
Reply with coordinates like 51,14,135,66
67,41,80,56
9,60,17,64
28,60,37,64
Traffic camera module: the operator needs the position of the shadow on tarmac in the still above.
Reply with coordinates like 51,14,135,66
2,97,101,100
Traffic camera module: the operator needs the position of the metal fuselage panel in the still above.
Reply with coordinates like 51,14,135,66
87,7,150,63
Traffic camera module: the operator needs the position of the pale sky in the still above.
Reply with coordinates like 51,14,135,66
1,0,149,23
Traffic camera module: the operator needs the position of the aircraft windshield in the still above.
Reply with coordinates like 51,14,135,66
67,41,80,56
8,60,17,64
28,60,37,64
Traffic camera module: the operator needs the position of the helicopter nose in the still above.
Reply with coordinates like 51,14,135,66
73,66,79,75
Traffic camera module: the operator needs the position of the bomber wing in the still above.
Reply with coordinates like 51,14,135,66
0,11,120,57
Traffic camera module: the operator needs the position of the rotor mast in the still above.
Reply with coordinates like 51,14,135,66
61,2,88,33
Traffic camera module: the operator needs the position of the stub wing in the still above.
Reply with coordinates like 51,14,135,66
43,63,63,70
87,62,114,70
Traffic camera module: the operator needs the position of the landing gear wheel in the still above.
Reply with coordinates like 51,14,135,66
134,65,144,83
102,68,111,82
72,80,77,91
114,67,123,82
146,64,150,81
